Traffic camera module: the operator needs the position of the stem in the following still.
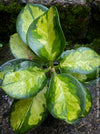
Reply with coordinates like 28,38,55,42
49,60,53,68
26,46,32,60
54,65,62,73
54,65,60,70
51,67,55,73
44,67,51,73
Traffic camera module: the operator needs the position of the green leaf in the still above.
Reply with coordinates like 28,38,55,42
27,6,66,62
60,47,100,75
69,73,87,82
47,73,86,124
84,77,100,87
0,59,27,80
10,33,40,60
81,86,92,117
16,4,48,44
1,60,47,99
69,67,100,82
0,72,5,80
10,86,48,134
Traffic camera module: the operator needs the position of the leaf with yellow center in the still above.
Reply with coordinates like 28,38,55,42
1,61,47,99
27,6,66,62
47,73,86,124
60,47,100,75
16,4,48,44
10,86,48,134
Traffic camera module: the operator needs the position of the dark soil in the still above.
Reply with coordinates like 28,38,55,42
0,46,100,134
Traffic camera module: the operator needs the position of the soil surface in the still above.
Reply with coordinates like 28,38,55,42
0,46,100,134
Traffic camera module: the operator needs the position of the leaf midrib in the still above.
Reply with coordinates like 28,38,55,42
18,98,34,130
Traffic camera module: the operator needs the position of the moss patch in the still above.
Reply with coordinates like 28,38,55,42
57,4,91,43
0,1,23,43
0,2,100,53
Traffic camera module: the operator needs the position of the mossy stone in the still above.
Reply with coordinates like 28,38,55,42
57,4,91,43
0,1,23,43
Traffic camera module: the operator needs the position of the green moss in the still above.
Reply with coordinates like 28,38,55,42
73,38,100,54
0,2,100,50
88,38,100,53
57,5,91,43
0,1,23,43
86,3,100,42
86,0,93,3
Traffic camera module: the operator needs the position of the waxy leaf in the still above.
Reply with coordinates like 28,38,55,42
60,47,100,74
10,33,38,60
81,87,92,117
27,6,66,62
0,72,5,80
69,72,97,82
47,73,86,124
0,59,27,80
16,4,48,44
10,86,48,134
1,61,47,99
70,73,87,82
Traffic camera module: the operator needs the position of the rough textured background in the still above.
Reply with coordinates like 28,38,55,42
0,0,100,47
0,0,100,134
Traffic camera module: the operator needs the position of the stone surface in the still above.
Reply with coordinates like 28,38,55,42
2,0,87,5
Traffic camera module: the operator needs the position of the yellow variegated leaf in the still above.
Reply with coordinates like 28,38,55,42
27,6,66,62
10,33,38,60
0,59,27,81
0,71,5,80
10,86,48,134
81,87,92,117
1,61,47,99
16,4,48,44
47,73,86,124
60,47,100,75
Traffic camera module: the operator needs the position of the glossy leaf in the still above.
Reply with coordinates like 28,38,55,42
16,4,48,44
70,73,87,82
10,33,39,60
0,72,5,80
0,59,27,80
27,6,66,62
1,60,47,99
10,86,48,134
47,73,86,124
81,87,92,117
60,47,100,74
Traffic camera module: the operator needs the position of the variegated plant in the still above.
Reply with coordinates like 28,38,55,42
0,4,100,134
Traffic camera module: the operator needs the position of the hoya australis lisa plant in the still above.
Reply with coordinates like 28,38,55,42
0,4,100,134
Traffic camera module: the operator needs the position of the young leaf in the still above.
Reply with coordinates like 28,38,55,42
1,61,47,99
81,86,92,117
47,73,86,124
10,33,39,60
10,86,48,134
16,4,48,44
27,6,66,62
60,47,100,75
